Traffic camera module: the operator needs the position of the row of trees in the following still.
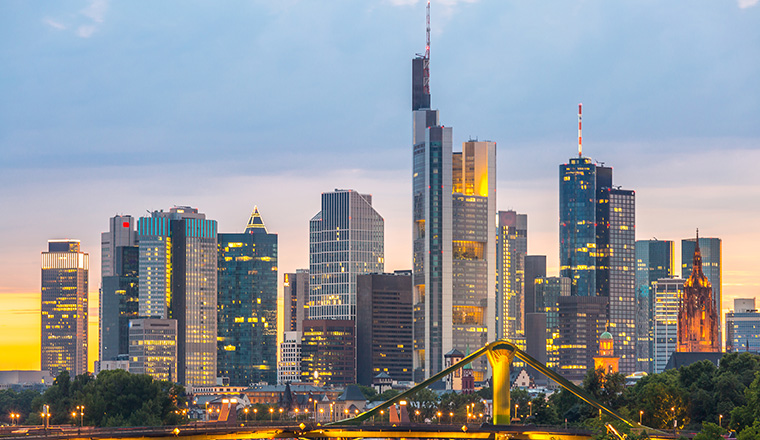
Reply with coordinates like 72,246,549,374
1,370,185,427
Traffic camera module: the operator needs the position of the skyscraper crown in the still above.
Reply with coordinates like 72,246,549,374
245,206,268,234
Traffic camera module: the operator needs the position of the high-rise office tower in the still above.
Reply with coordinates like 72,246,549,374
138,206,218,386
681,235,722,341
558,295,608,383
41,240,88,376
653,277,684,373
278,331,302,384
726,298,760,353
635,240,674,373
530,277,571,371
300,319,356,386
678,235,720,353
284,270,309,333
100,215,139,363
496,211,527,342
524,255,547,316
356,271,414,386
217,207,278,385
559,105,636,375
308,189,384,320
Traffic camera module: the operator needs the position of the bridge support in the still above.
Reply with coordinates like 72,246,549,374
486,342,516,425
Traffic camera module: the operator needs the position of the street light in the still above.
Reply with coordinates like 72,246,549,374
436,411,442,425
515,404,519,420
719,414,723,428
10,413,19,426
75,405,84,428
528,401,533,418
244,407,249,423
279,408,284,421
639,410,643,425
449,412,454,424
672,407,676,435
269,407,274,422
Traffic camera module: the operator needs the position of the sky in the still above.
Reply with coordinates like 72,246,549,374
1,0,759,371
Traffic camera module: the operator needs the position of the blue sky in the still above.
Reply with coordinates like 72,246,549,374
1,0,759,310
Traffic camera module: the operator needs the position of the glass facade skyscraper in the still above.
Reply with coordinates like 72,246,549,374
496,211,527,342
726,298,760,353
635,239,674,373
217,207,278,385
308,189,384,320
41,240,88,377
653,277,684,373
138,206,218,387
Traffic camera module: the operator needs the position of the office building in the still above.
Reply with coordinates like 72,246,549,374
138,206,218,387
41,240,89,376
726,298,760,353
530,277,571,370
678,235,720,353
653,277,684,373
681,236,722,340
356,271,413,386
284,270,309,333
558,295,608,383
217,207,278,386
309,189,384,320
524,255,547,316
635,240,674,373
278,331,302,384
559,116,636,375
100,245,139,362
496,211,527,342
300,319,356,386
129,319,177,382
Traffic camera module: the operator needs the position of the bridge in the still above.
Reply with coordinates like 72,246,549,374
5,340,679,440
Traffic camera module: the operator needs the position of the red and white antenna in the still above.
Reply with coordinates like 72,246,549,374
577,103,583,157
423,0,431,95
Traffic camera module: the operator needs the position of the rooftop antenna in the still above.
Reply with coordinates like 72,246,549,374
424,0,430,95
578,103,583,157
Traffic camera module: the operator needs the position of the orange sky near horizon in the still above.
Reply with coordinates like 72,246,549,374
0,292,100,372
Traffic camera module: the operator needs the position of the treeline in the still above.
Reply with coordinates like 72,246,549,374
1,370,185,427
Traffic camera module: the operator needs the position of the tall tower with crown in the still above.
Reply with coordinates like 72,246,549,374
677,230,721,353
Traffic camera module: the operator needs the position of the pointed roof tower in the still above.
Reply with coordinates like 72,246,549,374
245,206,268,234
685,229,710,288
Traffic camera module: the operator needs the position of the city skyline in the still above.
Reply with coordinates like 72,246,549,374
2,0,759,371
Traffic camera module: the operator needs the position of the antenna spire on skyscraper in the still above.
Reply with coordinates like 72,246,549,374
578,103,583,157
424,0,431,95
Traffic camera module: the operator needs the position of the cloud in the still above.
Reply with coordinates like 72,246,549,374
77,25,97,38
738,0,759,8
81,0,108,23
43,18,67,30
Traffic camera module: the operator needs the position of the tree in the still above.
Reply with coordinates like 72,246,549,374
738,421,760,440
356,385,377,401
407,388,439,421
693,422,727,440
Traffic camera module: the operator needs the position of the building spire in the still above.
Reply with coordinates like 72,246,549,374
578,103,583,157
245,206,268,234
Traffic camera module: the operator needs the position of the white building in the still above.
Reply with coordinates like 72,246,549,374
278,331,302,384
653,277,684,373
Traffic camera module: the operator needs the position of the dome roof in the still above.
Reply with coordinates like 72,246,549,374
600,331,613,340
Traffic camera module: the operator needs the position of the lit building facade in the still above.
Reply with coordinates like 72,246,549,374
129,318,177,382
726,298,760,353
300,319,356,386
308,189,384,320
681,236,722,341
558,295,608,383
277,331,302,384
356,271,413,386
217,207,278,385
678,235,721,353
593,331,619,375
653,277,683,373
41,240,89,376
635,239,674,373
284,269,309,333
496,211,527,342
100,245,139,362
138,206,218,387
532,276,571,370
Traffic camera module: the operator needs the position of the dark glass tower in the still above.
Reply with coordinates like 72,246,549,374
100,245,139,361
635,239,674,373
217,207,278,385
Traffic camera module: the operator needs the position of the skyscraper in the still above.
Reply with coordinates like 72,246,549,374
635,240,674,373
128,319,177,381
138,206,218,386
531,276,571,371
681,236,722,340
308,189,384,321
653,277,684,373
300,319,356,386
356,271,414,385
284,270,309,333
41,240,88,376
558,295,608,383
100,215,139,363
678,235,720,353
496,211,527,342
217,207,278,385
524,255,547,316
558,106,636,374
